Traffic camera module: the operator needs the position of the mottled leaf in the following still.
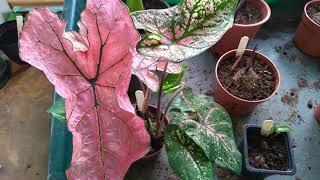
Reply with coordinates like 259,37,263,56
165,124,214,180
19,1,150,179
131,0,237,62
132,52,182,92
169,89,242,174
163,65,188,93
48,96,66,122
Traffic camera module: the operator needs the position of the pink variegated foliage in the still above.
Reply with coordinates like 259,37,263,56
19,0,150,179
132,52,182,92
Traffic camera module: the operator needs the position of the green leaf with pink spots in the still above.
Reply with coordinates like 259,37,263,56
131,0,238,62
168,88,242,175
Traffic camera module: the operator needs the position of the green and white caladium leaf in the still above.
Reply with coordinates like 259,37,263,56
47,96,66,123
165,124,214,180
169,88,242,174
131,0,238,62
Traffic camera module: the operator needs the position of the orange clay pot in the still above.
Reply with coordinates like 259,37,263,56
211,0,271,56
214,49,280,116
294,0,320,57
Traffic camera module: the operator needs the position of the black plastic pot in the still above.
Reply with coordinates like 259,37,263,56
242,125,296,179
0,21,26,64
0,58,10,89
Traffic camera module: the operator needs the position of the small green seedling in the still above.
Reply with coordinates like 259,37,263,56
261,120,293,137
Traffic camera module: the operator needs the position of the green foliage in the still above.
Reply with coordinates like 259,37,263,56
165,89,242,180
271,125,293,136
165,124,214,180
47,97,66,123
163,65,188,93
126,0,144,12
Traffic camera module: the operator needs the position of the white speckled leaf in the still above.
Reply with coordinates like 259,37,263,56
131,0,237,62
169,89,242,174
165,124,214,180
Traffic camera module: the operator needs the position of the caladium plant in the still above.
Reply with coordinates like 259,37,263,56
166,89,242,179
19,0,151,179
131,0,238,62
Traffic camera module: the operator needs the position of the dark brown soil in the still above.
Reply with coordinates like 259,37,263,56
307,100,313,109
307,3,320,25
313,80,320,89
235,2,263,24
248,130,290,171
138,106,167,157
281,89,298,107
218,54,276,101
298,78,309,88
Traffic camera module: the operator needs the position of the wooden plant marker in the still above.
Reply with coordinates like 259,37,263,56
231,36,249,71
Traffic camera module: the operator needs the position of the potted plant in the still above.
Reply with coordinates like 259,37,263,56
130,0,242,179
214,45,280,116
20,0,243,179
242,120,296,178
211,0,271,56
294,0,320,57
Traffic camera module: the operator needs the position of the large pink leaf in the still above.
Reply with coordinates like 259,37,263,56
132,52,182,92
19,0,150,179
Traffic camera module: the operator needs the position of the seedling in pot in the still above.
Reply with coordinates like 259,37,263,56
261,120,293,137
243,124,295,175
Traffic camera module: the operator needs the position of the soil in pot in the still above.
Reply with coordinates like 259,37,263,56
235,2,263,24
217,53,276,101
306,2,320,25
247,131,290,171
137,106,167,157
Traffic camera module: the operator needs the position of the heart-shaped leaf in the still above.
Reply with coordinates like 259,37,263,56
48,96,66,122
169,89,242,174
19,0,150,179
165,124,214,180
132,52,182,92
131,0,237,62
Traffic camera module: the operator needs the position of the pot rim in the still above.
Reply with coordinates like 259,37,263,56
234,0,271,27
215,49,280,103
304,0,320,28
242,124,296,175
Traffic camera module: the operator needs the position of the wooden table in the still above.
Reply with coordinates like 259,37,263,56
8,0,64,6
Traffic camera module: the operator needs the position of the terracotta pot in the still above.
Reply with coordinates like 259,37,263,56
294,0,320,57
139,105,169,161
211,0,271,56
315,105,320,123
214,49,280,116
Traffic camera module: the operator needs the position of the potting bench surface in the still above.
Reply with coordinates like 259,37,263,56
48,1,320,180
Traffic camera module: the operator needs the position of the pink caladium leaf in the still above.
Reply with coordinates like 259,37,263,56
131,0,238,62
19,0,150,179
132,52,182,92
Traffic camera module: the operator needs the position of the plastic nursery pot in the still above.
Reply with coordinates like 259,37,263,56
139,105,169,161
211,0,271,56
214,49,280,116
0,21,26,65
242,125,296,178
294,0,320,57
